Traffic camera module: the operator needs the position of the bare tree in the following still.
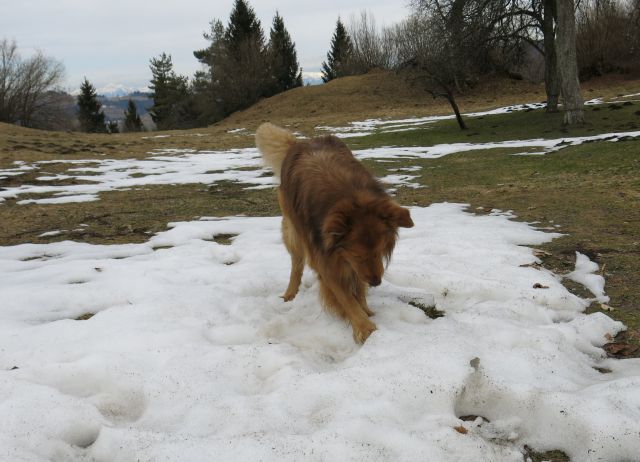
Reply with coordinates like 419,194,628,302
542,0,561,112
0,39,65,128
398,1,516,129
556,0,584,124
576,0,640,77
392,13,475,129
348,11,395,72
28,91,75,131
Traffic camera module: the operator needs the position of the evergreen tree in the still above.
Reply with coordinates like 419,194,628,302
123,99,143,132
194,20,226,68
76,78,106,133
148,53,194,130
321,19,354,83
221,0,268,113
266,12,303,95
224,0,264,52
193,20,227,124
193,0,269,119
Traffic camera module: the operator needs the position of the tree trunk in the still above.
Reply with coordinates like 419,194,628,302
555,0,584,125
445,88,467,130
543,0,560,112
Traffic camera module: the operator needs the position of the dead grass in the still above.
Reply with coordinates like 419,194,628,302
0,182,278,246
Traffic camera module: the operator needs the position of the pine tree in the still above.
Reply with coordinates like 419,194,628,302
321,19,354,83
192,20,227,124
123,99,143,132
148,53,193,130
266,12,302,95
193,0,269,118
224,0,264,52
194,20,226,68
76,78,106,133
221,0,268,113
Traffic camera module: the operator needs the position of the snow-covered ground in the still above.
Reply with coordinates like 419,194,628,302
2,129,639,205
1,203,639,461
0,149,275,205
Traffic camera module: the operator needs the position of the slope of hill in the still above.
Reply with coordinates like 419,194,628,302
2,70,638,165
215,69,639,134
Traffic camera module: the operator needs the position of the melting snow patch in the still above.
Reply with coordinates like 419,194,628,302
565,252,610,303
2,129,640,206
354,130,640,160
37,230,64,238
0,149,276,205
227,128,247,134
1,204,638,461
18,194,99,205
317,102,548,137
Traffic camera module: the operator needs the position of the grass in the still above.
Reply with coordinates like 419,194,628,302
347,101,640,150
0,182,278,246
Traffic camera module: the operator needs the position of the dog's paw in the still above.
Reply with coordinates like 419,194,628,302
352,319,377,344
281,290,298,302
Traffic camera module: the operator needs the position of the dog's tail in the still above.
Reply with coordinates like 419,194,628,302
255,123,296,178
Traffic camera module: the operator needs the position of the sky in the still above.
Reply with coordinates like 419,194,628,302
0,0,410,94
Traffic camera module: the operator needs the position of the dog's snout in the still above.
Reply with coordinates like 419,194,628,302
369,276,381,287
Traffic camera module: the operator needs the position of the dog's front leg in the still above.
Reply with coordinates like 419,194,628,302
354,281,374,317
320,279,377,343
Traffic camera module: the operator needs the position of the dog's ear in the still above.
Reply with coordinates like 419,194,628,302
381,202,414,228
322,203,352,251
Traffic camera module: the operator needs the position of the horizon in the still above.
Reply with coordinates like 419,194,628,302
1,1,408,94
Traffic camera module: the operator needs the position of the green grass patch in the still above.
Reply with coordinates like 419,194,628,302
347,103,639,150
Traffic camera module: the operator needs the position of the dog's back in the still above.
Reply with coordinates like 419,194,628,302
280,135,388,249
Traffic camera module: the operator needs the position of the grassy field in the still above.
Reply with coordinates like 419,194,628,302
1,73,639,361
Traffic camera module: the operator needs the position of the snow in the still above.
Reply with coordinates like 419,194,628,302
37,230,64,237
566,252,610,303
2,130,640,206
316,103,548,137
141,134,171,139
1,203,639,461
355,130,640,160
0,149,276,205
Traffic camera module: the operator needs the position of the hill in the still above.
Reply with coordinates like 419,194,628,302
215,69,640,134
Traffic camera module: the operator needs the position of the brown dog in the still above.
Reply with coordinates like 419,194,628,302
256,123,414,343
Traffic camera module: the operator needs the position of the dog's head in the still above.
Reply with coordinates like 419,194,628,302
322,196,413,286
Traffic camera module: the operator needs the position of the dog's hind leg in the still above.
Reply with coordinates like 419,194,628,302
319,277,376,343
281,216,304,302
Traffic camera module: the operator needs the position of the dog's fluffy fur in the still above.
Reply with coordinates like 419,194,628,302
256,123,414,343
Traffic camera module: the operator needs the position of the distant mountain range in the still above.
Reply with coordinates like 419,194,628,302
97,92,154,129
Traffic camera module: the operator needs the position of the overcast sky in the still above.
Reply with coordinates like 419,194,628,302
1,0,410,93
